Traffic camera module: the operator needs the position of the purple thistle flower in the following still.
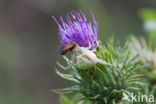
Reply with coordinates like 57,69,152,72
52,10,99,50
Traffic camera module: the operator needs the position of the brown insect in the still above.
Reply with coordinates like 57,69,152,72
59,41,77,55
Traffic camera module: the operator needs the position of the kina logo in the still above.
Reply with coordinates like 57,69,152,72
122,92,154,103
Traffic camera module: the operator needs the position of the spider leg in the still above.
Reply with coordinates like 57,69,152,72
56,61,74,70
61,55,72,63
92,49,96,52
86,41,92,50
94,58,113,66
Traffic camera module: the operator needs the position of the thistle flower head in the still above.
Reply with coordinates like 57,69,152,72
52,10,99,50
56,40,143,104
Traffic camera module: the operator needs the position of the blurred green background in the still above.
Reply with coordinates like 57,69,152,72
0,0,156,104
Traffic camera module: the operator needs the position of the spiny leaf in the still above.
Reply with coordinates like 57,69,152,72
128,81,146,86
57,87,91,94
127,87,141,91
56,69,80,84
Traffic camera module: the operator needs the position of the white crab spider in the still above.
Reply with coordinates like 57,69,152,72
57,41,112,70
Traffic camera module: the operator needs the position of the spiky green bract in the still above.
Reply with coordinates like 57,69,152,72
56,40,143,104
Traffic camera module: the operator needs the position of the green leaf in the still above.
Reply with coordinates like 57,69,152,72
60,95,72,104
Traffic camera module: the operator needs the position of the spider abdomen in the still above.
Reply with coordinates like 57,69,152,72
75,52,97,70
